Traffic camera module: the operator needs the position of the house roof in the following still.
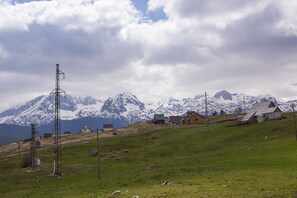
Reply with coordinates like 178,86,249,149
241,110,256,122
154,114,165,120
250,101,276,116
82,125,90,130
103,124,113,128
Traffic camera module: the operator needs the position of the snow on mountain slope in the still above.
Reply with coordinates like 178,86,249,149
0,94,104,126
100,92,151,123
0,90,293,126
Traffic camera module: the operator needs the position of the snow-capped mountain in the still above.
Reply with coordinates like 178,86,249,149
0,90,294,126
100,92,151,123
0,94,104,126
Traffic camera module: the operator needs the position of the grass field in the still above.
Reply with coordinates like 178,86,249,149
1,114,297,197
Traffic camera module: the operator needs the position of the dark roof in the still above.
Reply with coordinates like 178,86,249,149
103,124,113,128
154,114,165,121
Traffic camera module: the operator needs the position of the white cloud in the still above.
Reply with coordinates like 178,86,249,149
0,0,140,32
276,1,297,36
147,0,168,12
0,0,297,111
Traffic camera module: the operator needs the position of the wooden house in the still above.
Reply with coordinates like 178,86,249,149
181,111,205,125
240,101,282,124
43,133,52,138
103,124,113,131
64,131,71,135
81,125,91,133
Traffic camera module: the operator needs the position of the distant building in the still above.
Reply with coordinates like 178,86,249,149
169,116,182,125
81,125,91,133
35,140,41,148
181,111,205,125
153,114,165,124
64,131,71,135
240,101,282,124
43,133,52,138
103,124,113,131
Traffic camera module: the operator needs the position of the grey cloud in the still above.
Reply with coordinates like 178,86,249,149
169,0,259,18
1,0,297,111
216,3,297,77
0,23,143,76
221,4,297,57
143,44,212,66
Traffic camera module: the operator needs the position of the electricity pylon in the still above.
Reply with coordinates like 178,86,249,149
50,64,65,176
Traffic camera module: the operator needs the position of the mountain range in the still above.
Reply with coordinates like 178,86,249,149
1,90,296,127
0,90,297,145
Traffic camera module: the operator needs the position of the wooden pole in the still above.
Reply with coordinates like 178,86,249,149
96,129,100,179
18,141,21,156
292,104,297,141
145,132,148,152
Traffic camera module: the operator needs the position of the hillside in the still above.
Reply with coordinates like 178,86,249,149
1,114,297,197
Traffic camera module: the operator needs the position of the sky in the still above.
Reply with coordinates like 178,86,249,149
0,0,297,111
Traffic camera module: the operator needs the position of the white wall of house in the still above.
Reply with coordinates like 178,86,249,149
266,112,282,120
257,116,265,123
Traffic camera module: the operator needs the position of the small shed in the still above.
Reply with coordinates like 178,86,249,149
240,101,282,124
64,131,71,135
169,116,181,125
81,125,91,133
43,133,52,138
153,114,165,124
103,124,113,131
35,140,41,148
181,111,205,125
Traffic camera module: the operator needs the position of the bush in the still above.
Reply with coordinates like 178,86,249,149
21,154,31,168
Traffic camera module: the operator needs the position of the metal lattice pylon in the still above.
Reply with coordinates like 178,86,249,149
50,64,65,176
30,123,37,168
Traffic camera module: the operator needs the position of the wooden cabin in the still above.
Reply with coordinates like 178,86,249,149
181,111,205,125
103,124,113,131
240,101,282,124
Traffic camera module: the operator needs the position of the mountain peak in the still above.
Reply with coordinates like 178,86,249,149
101,92,145,114
118,92,136,99
214,90,232,100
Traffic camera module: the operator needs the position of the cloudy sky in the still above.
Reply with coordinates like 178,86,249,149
0,0,297,111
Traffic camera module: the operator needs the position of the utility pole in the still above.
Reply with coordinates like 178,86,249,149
205,92,209,127
18,141,21,156
291,103,297,141
50,64,65,176
243,95,246,114
145,132,148,152
96,129,100,179
30,123,37,168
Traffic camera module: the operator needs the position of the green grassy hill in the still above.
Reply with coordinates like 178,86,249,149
1,114,297,197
